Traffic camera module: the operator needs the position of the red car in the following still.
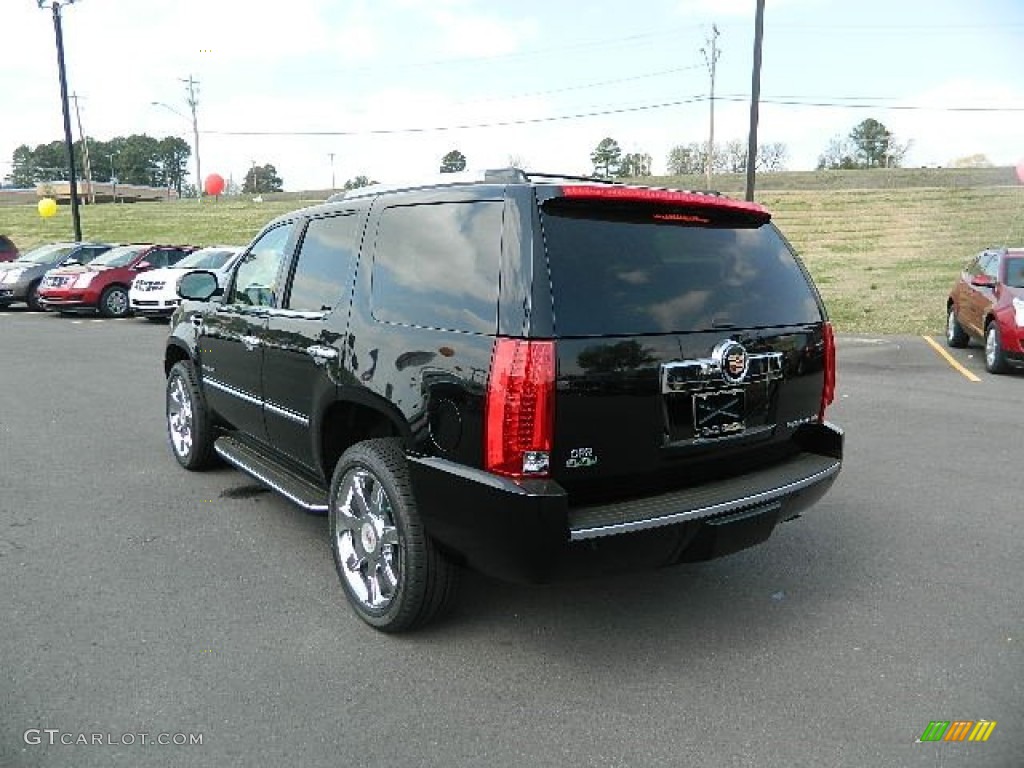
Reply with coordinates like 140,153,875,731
38,243,197,317
946,246,1024,373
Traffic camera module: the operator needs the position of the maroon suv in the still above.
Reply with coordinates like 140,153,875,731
946,247,1024,373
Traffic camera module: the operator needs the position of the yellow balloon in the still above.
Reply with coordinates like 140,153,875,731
38,198,58,218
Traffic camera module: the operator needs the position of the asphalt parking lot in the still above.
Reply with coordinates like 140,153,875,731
1,309,1021,768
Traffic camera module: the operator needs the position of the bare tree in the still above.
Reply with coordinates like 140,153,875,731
757,142,788,172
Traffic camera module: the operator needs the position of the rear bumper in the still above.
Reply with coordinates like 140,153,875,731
409,422,844,583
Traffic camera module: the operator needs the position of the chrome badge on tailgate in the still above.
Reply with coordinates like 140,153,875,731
660,340,783,394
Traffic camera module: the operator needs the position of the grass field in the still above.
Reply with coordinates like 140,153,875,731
1,170,1022,335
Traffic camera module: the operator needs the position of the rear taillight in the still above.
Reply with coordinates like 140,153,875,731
819,322,836,421
484,338,555,478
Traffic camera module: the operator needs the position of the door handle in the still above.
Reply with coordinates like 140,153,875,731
306,345,338,365
190,314,203,331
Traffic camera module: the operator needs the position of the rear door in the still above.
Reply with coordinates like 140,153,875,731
537,192,828,498
262,212,363,473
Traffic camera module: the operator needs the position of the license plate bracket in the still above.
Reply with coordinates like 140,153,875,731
693,389,745,437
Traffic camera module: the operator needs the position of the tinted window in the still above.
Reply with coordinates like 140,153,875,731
542,210,821,336
77,246,111,264
146,250,169,269
286,215,359,312
230,224,293,307
371,201,502,334
1005,257,1024,288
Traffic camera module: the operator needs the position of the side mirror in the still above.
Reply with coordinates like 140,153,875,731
178,270,221,301
970,274,995,289
134,261,152,271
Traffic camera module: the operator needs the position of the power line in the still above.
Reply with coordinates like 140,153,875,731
201,96,710,137
447,64,705,107
198,96,1024,139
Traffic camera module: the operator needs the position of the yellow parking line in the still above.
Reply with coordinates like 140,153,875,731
921,336,981,382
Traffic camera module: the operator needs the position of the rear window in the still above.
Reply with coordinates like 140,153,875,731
541,206,822,336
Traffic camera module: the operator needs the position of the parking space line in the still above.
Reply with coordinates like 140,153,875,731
921,335,981,382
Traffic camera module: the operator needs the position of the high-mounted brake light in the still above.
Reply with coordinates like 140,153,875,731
819,322,836,422
485,339,556,478
559,185,770,219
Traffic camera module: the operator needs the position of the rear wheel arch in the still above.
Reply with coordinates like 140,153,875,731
317,397,411,483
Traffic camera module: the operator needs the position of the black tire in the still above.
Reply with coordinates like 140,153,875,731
329,438,458,632
99,285,130,318
26,281,45,312
945,305,968,348
166,360,217,469
984,322,1008,374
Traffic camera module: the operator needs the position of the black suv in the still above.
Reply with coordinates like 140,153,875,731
165,170,843,632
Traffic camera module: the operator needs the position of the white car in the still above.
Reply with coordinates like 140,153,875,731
130,246,243,320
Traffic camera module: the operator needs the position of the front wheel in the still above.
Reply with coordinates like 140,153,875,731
329,439,458,632
166,360,217,469
99,285,130,318
946,306,968,348
26,281,45,312
984,322,1008,374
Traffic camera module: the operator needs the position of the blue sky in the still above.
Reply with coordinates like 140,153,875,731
2,0,1022,191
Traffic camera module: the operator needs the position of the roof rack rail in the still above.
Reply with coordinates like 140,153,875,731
520,171,621,185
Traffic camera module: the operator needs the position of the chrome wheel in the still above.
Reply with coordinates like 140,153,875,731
946,306,967,348
166,373,194,458
333,467,402,612
984,324,1007,373
103,287,129,317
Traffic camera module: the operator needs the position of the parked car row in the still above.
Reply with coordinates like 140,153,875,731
0,241,242,319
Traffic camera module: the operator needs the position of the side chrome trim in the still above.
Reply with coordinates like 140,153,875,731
569,460,840,541
204,377,262,406
265,400,309,426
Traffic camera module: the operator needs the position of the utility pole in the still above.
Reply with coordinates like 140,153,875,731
745,0,766,202
71,92,95,204
181,75,201,199
701,24,721,190
39,0,81,241
328,152,336,190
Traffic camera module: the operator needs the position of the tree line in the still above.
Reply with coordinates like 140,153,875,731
6,135,191,195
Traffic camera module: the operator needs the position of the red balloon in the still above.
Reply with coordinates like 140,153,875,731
1016,159,1024,185
204,173,226,196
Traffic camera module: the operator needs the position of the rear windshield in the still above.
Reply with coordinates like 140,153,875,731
541,207,822,336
